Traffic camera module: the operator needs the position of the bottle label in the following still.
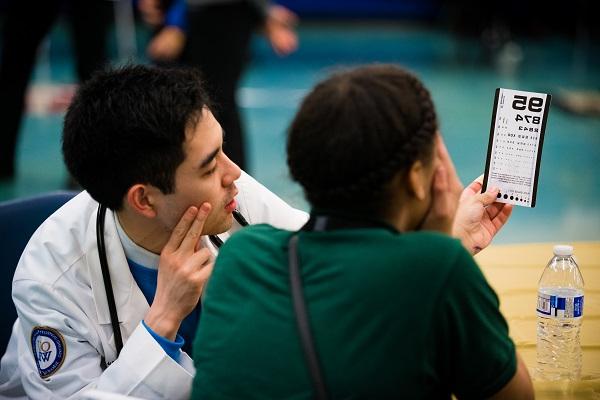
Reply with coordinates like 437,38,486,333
537,292,584,319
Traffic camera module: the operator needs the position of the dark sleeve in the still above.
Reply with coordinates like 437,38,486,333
436,247,517,399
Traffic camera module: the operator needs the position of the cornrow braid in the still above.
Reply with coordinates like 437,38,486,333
287,64,437,211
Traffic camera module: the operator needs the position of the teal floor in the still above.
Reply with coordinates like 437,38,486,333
1,22,599,245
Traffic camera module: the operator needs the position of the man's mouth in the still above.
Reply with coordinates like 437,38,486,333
224,188,239,212
225,198,237,213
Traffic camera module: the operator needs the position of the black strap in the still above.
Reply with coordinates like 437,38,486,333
208,234,224,248
288,234,330,400
209,210,248,249
233,209,249,227
96,204,124,357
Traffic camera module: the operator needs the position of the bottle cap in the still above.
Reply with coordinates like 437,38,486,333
553,244,573,256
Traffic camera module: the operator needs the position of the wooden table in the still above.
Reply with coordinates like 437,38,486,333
476,242,600,399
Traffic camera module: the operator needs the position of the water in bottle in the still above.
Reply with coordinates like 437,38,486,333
536,244,584,381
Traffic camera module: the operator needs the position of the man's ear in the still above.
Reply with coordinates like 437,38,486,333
125,184,158,218
407,160,428,201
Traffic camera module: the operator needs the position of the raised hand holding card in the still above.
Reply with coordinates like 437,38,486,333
482,88,551,207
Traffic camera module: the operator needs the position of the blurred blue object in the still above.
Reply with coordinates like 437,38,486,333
0,191,76,356
277,0,439,18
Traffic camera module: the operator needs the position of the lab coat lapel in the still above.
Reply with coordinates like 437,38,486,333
85,206,148,329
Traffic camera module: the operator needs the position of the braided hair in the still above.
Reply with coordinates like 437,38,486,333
287,64,438,212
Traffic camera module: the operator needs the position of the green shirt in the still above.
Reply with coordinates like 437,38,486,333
192,224,516,399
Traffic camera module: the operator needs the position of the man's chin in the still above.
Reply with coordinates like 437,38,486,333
203,213,234,236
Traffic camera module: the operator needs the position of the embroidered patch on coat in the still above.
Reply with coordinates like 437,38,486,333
31,326,66,379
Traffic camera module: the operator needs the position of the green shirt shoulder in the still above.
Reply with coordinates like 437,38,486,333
194,224,515,399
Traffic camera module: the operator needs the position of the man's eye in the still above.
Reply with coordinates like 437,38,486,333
204,166,217,176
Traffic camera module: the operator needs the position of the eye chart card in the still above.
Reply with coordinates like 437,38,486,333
482,88,551,207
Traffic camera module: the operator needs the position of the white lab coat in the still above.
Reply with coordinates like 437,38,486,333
0,171,308,399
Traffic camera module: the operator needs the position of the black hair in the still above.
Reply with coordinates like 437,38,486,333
62,65,210,210
287,64,438,212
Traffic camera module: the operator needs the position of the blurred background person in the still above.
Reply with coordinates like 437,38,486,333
0,0,597,269
139,0,299,171
0,0,111,181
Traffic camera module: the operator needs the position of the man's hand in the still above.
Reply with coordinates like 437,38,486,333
145,203,214,340
146,26,186,62
138,0,164,27
453,177,513,255
421,135,463,234
264,5,299,56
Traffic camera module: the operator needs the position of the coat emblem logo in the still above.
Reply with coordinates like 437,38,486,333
31,326,66,379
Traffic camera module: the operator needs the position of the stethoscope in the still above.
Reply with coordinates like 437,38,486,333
95,204,248,359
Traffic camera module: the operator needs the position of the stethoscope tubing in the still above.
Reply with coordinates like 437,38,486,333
95,204,248,360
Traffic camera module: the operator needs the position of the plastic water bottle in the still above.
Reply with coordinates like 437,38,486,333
536,245,584,381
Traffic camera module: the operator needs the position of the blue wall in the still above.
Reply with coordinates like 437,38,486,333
276,0,439,19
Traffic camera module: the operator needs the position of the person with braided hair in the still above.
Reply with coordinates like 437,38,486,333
190,64,533,399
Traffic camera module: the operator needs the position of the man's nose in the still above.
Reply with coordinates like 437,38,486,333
222,153,241,186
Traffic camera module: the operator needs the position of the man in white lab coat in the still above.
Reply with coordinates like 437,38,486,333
0,65,512,399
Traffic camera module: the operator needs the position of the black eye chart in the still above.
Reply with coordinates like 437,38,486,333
482,88,551,207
